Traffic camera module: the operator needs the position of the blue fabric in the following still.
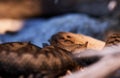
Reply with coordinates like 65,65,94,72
0,14,108,47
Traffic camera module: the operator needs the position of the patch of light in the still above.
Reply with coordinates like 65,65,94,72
54,0,59,4
108,0,117,11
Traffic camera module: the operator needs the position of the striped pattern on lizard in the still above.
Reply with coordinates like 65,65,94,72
0,42,80,78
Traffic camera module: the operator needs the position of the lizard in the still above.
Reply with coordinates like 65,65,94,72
0,42,80,78
105,33,120,46
49,32,88,53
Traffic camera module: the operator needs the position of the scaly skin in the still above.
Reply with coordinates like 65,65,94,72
0,42,79,78
105,33,120,46
49,32,88,52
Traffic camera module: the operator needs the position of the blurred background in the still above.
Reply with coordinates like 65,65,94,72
0,0,119,47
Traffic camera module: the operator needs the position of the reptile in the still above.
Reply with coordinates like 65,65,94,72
49,32,88,53
0,42,80,78
105,33,120,46
0,31,113,78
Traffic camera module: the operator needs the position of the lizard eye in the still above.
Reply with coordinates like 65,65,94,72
67,35,71,38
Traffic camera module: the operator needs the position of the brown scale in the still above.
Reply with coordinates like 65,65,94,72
105,33,120,46
0,42,81,78
49,32,88,52
0,42,42,57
